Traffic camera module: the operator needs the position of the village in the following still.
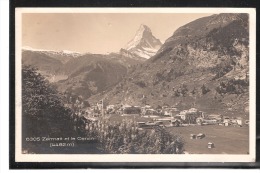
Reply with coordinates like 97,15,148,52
70,98,249,128
62,98,249,154
64,96,249,154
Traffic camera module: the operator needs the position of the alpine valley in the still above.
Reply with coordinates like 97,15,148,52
22,13,249,117
89,13,250,117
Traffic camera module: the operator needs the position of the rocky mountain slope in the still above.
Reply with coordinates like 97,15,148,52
90,13,249,117
122,24,162,59
55,54,135,98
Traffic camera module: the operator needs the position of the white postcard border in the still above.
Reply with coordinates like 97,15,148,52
15,7,256,163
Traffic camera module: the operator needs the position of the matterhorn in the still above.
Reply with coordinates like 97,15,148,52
123,24,162,59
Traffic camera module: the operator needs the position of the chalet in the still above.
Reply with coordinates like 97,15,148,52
196,117,203,125
106,105,116,114
230,118,238,124
170,107,179,111
208,142,214,148
162,105,169,109
122,106,141,116
156,109,163,114
236,117,243,126
179,110,188,120
171,119,181,127
91,105,98,111
96,100,103,110
145,109,158,115
207,114,222,121
196,133,205,139
198,111,205,118
164,109,173,117
188,108,198,113
106,105,115,111
223,117,230,126
145,104,151,109
116,109,123,115
190,134,196,139
174,115,182,120
203,119,218,125
223,117,230,123
163,107,179,117
175,108,203,124
141,107,146,115
122,104,131,109
137,122,146,128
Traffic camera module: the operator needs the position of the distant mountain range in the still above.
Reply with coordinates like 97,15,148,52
22,46,82,63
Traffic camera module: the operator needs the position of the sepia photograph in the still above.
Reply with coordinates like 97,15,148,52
14,8,256,163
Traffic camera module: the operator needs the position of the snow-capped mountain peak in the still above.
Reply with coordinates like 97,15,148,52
123,24,162,59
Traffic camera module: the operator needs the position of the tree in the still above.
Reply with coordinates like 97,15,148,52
201,84,210,95
181,84,188,96
191,87,197,95
22,66,75,140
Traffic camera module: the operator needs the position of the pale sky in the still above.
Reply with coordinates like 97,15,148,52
22,13,214,54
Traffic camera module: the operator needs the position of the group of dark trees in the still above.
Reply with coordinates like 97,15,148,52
211,59,235,80
215,78,248,95
173,84,210,97
201,84,211,95
173,84,189,97
22,66,76,150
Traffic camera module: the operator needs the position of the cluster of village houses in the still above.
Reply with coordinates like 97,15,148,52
75,101,248,127
65,98,248,150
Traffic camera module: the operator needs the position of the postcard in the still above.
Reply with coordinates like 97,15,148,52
14,8,256,163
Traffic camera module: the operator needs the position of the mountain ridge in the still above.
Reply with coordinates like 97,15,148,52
22,46,82,64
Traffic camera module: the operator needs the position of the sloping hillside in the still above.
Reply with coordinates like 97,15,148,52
56,54,128,98
22,50,63,73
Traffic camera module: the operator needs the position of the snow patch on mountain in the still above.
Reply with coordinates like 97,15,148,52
22,46,83,64
22,46,82,57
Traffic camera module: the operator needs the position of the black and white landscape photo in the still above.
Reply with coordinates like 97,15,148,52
15,8,256,162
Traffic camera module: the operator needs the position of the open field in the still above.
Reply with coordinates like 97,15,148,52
106,114,249,154
167,125,249,154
